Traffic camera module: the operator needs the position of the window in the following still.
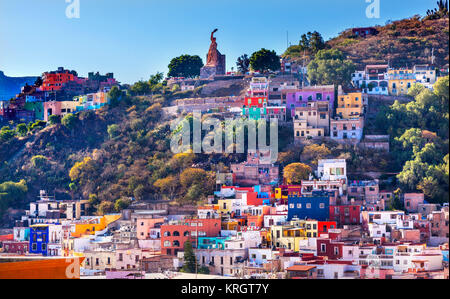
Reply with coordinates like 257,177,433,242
321,244,326,252
334,247,339,255
297,203,302,209
306,203,311,209
319,203,325,209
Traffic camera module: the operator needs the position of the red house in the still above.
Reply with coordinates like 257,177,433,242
317,221,338,237
316,238,345,260
1,241,29,255
352,27,378,38
41,67,78,92
160,218,221,255
329,205,361,226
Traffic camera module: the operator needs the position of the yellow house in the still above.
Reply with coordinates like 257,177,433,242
290,220,319,238
71,214,121,238
270,225,307,252
60,101,79,117
388,69,416,96
218,199,233,215
336,92,364,119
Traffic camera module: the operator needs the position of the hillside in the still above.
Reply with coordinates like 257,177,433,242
0,71,38,101
284,16,449,70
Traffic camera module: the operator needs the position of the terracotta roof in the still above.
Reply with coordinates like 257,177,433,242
286,265,316,272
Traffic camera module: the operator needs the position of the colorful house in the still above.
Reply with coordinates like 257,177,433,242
388,69,415,96
293,101,330,139
41,67,78,92
336,92,365,119
70,214,121,238
330,117,364,143
160,218,221,255
43,100,78,122
286,85,335,118
287,191,330,221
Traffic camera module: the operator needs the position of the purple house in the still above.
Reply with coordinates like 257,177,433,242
286,85,335,118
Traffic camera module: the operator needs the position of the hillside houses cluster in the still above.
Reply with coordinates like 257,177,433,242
0,67,119,122
0,157,448,279
0,57,448,279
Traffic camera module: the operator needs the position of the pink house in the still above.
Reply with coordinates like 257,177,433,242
404,193,424,213
115,248,156,270
286,85,335,118
136,218,164,240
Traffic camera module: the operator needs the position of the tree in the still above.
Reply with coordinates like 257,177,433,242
299,31,326,54
0,180,28,223
107,124,120,139
168,55,204,78
301,144,331,165
407,83,425,98
397,158,429,191
434,75,449,112
0,126,15,142
181,240,198,273
48,115,61,125
15,123,28,137
249,49,281,73
180,168,208,189
307,49,355,86
154,176,178,200
108,86,123,107
31,155,49,169
69,157,97,185
62,113,78,132
283,163,312,184
97,201,114,215
130,80,151,96
149,72,164,86
236,54,250,74
114,197,132,212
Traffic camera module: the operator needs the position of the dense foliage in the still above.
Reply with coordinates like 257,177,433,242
249,49,281,73
167,55,204,78
307,49,355,86
376,76,449,203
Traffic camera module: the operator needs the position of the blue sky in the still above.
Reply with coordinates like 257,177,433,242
0,0,438,84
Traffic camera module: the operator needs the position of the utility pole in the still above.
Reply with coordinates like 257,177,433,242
195,222,198,279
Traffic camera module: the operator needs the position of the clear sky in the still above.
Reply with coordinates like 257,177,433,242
0,0,438,84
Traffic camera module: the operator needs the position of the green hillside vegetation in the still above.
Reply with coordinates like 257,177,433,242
285,16,449,70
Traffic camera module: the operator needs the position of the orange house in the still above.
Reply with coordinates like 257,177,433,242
41,69,78,92
0,257,84,279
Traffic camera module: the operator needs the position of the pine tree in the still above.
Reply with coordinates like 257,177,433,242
181,240,197,273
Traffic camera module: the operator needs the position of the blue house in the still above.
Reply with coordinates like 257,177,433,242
197,237,230,250
29,224,49,256
287,191,330,221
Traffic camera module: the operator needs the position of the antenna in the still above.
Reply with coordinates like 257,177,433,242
286,31,289,49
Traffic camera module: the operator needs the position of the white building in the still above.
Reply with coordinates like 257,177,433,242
317,159,347,182
413,65,437,89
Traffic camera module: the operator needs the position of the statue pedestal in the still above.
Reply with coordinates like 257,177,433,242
200,66,219,79
200,53,226,79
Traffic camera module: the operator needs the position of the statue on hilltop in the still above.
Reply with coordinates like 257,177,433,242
200,29,226,78
206,29,219,67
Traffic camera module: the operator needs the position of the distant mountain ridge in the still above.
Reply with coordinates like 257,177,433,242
0,70,38,101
